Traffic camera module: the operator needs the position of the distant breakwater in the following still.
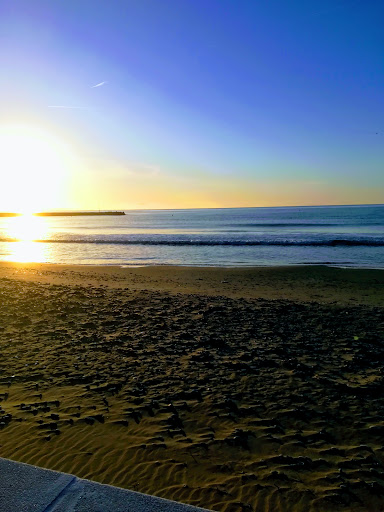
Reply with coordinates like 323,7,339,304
0,211,125,217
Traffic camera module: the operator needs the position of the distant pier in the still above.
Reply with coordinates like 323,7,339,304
0,211,125,217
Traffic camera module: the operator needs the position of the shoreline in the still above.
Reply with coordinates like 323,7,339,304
0,261,383,306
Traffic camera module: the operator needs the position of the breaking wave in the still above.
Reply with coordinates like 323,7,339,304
1,238,383,247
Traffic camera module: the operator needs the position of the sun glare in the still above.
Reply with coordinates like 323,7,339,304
0,124,74,214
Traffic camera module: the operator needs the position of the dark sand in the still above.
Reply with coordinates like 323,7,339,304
0,263,383,511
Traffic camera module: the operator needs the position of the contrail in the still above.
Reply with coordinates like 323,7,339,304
91,81,108,88
48,105,87,109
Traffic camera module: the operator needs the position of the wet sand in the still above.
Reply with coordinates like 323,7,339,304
0,263,383,511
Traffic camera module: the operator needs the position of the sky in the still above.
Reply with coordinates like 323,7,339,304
0,0,383,211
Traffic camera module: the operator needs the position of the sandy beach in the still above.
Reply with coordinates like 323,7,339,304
0,263,384,511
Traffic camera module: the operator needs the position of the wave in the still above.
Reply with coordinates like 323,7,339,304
1,238,384,247
227,223,353,228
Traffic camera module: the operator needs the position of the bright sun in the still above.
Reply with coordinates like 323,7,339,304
0,124,74,214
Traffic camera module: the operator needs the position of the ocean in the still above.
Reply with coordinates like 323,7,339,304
0,205,383,267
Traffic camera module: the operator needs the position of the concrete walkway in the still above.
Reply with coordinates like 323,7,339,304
0,458,212,512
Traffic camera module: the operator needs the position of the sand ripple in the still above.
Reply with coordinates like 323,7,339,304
0,276,384,511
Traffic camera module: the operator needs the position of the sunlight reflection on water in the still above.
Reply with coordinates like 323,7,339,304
6,241,49,262
9,215,48,241
3,215,50,262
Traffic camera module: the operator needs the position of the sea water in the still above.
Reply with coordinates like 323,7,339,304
0,205,383,267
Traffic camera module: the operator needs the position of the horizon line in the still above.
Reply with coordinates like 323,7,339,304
2,202,383,215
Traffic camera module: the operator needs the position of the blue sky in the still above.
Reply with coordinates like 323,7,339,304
0,0,383,209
